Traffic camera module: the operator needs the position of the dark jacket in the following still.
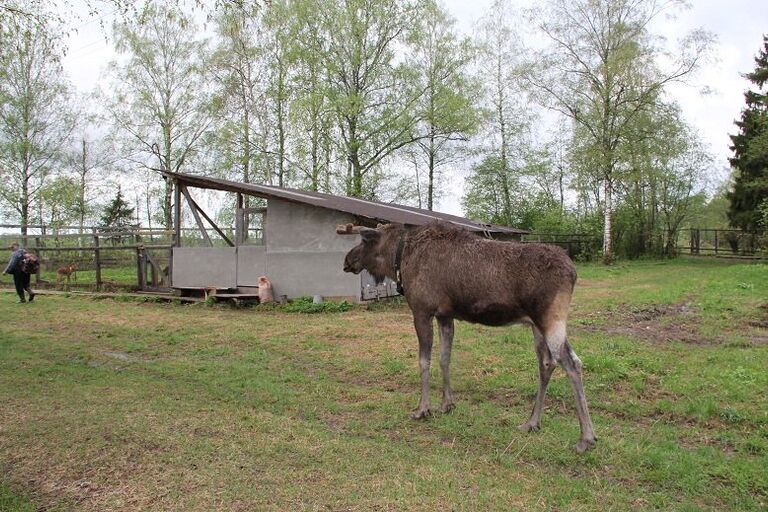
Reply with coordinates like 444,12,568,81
4,248,24,274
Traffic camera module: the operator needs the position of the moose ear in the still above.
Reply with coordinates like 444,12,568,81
359,227,381,244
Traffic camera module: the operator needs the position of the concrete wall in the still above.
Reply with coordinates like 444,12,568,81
236,245,266,287
172,198,361,300
264,198,360,299
173,247,237,288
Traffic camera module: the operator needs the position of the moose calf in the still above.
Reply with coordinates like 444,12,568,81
57,264,77,288
340,221,596,453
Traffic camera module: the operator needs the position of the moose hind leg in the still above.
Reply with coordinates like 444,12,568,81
519,325,556,433
437,316,455,414
411,313,434,420
558,338,597,453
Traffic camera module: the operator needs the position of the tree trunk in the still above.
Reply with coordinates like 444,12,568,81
242,104,251,209
163,123,173,230
427,134,435,211
602,178,613,264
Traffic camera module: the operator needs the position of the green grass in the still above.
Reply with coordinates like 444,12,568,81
0,266,138,290
0,258,766,510
0,484,37,512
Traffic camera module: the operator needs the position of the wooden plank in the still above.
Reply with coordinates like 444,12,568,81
210,293,261,299
136,247,145,290
93,234,102,291
180,184,213,247
181,186,234,247
173,179,181,247
33,237,41,285
33,244,173,252
0,288,203,303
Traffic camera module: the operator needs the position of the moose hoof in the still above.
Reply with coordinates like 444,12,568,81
410,408,432,420
440,402,455,414
575,437,597,454
518,422,540,433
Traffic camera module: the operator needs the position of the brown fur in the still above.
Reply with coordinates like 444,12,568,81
56,264,77,287
343,221,597,452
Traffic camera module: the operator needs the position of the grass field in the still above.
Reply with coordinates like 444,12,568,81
0,258,766,511
0,266,139,291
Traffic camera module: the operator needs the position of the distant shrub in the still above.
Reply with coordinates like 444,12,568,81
281,297,354,314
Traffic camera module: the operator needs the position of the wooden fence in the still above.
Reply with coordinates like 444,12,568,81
0,227,175,291
521,233,602,261
685,228,766,259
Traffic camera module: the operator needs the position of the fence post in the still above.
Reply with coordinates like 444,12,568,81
93,234,102,291
714,230,718,256
136,245,145,290
33,237,41,285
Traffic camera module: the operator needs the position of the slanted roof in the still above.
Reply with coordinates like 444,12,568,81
165,171,528,235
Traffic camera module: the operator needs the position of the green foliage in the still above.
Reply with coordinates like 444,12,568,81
107,3,212,228
99,188,136,231
728,35,768,231
0,12,76,230
281,296,354,314
38,176,81,227
526,0,715,261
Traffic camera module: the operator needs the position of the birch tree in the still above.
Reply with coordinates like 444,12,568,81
0,17,76,237
410,0,480,210
210,3,269,195
467,0,536,225
308,0,427,198
106,4,213,229
526,0,714,262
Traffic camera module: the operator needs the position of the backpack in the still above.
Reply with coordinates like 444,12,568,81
21,252,40,274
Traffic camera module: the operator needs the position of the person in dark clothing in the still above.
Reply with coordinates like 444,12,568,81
4,243,35,303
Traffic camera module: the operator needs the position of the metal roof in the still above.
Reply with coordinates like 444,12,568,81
165,171,528,235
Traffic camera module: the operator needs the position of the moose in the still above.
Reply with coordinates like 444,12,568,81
339,221,596,453
56,263,77,288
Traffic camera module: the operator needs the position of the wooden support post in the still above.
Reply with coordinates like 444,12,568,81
690,229,694,255
235,192,245,246
180,185,212,246
182,187,234,247
173,179,181,247
170,180,181,286
136,246,145,290
143,249,162,287
33,237,41,285
93,234,102,291
714,231,718,255
167,246,173,287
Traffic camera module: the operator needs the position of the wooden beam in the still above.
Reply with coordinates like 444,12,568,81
180,185,213,246
173,179,181,247
181,187,234,247
93,234,102,291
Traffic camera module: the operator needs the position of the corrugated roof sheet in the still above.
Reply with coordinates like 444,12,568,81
165,171,528,235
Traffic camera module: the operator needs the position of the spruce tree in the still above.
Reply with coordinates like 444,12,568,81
728,35,768,230
100,188,136,243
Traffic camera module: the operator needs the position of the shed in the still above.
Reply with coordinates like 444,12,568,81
164,171,527,301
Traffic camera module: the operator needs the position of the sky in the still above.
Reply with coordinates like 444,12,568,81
60,0,768,216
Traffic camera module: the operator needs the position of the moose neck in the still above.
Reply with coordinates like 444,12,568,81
393,231,406,294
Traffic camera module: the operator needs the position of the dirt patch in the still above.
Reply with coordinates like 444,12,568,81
575,301,716,345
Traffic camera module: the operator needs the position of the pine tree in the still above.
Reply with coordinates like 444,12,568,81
728,35,768,231
100,188,136,243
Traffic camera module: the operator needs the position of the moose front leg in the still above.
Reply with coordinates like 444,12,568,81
437,316,455,414
411,313,434,420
